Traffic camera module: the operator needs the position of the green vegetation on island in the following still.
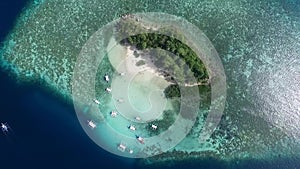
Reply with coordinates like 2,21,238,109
146,110,176,136
116,19,211,132
116,19,210,99
120,33,209,83
116,18,209,82
164,84,181,98
135,60,145,66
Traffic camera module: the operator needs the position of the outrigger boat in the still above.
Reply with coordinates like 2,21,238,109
151,124,158,130
104,75,109,82
87,120,96,129
93,99,100,105
106,88,112,93
136,135,145,144
117,98,124,103
128,124,136,131
135,116,141,121
110,111,118,117
1,122,9,133
118,143,126,152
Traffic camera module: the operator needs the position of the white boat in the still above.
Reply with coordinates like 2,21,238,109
135,116,141,121
118,143,126,152
151,124,158,130
129,149,133,154
87,120,96,129
128,124,136,131
104,75,109,82
1,122,9,132
110,111,118,117
106,88,112,92
93,99,100,105
117,99,124,103
136,135,144,144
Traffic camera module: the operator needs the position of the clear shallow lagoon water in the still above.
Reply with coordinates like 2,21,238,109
0,0,300,168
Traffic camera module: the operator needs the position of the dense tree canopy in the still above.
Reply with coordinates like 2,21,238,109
164,84,181,98
120,33,209,83
117,19,210,100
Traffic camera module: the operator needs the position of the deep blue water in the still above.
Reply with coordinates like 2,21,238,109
0,69,136,169
0,0,29,43
0,1,134,168
0,0,300,169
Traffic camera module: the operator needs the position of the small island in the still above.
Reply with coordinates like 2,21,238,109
114,16,211,133
121,33,209,83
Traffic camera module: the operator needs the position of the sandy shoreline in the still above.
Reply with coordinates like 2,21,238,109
124,46,166,80
107,37,171,121
107,37,166,81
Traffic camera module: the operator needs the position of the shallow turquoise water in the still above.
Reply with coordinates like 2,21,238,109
0,0,300,166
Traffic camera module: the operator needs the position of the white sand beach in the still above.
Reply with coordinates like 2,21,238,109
107,38,171,122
